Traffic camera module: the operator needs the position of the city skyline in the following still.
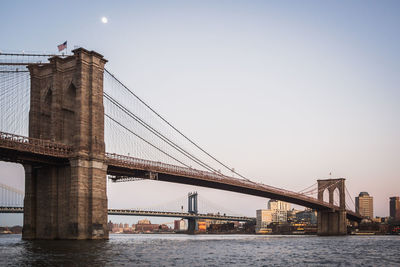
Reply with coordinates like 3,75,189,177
0,0,399,224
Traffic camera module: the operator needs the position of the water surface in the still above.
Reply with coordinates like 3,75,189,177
0,234,399,266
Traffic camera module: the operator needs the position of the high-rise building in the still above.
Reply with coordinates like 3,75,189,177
296,209,317,224
356,192,373,219
268,199,290,223
390,197,400,221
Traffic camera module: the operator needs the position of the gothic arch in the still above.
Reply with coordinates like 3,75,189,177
317,178,345,209
333,187,340,206
61,82,77,144
40,87,52,139
323,188,329,203
63,82,77,111
41,87,52,114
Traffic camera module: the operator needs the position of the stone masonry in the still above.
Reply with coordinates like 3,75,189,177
23,48,108,239
317,178,347,236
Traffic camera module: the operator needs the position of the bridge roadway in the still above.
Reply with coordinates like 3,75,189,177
0,207,254,222
0,131,362,222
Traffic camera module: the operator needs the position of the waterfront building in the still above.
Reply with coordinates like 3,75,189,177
138,219,151,225
204,218,226,228
287,209,300,222
296,209,317,224
159,224,170,231
174,219,186,231
372,217,390,223
356,192,374,219
268,199,290,223
256,199,291,232
256,209,273,232
390,197,400,221
135,219,159,232
268,199,291,211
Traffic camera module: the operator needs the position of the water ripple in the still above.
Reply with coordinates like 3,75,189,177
0,234,399,266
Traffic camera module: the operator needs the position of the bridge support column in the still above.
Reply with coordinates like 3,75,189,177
187,192,198,234
187,218,197,234
317,210,347,236
317,178,347,236
23,48,108,239
22,165,36,239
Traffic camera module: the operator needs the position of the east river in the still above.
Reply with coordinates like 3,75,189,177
0,234,399,266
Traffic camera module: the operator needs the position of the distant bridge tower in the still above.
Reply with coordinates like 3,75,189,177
187,192,198,234
317,178,347,235
23,49,108,239
188,192,198,214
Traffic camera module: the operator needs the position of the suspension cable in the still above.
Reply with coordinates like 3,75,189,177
105,114,195,170
105,69,251,181
345,185,356,211
297,182,317,193
104,93,224,175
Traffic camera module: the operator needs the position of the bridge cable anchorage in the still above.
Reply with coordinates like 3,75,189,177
104,93,232,175
104,69,252,182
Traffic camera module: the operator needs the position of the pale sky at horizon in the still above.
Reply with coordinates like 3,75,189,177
1,0,399,226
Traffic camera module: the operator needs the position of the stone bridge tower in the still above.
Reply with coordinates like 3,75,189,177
317,178,347,235
23,48,108,239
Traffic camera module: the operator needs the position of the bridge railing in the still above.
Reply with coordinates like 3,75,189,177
105,153,337,210
0,131,73,158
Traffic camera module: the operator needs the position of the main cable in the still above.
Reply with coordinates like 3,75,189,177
105,69,251,181
104,93,223,175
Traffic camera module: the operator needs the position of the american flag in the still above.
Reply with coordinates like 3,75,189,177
57,41,67,52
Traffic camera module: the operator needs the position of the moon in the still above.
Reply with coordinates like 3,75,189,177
101,17,108,24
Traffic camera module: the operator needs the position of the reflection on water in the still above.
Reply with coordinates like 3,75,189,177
0,234,399,266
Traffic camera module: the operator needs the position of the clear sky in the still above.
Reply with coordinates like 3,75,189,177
1,0,399,226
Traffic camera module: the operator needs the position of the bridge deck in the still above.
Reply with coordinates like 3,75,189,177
0,131,363,222
0,207,254,221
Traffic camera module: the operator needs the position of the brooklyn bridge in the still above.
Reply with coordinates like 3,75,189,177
0,48,362,239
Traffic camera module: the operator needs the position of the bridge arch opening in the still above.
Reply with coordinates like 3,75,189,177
322,188,329,203
333,187,340,206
